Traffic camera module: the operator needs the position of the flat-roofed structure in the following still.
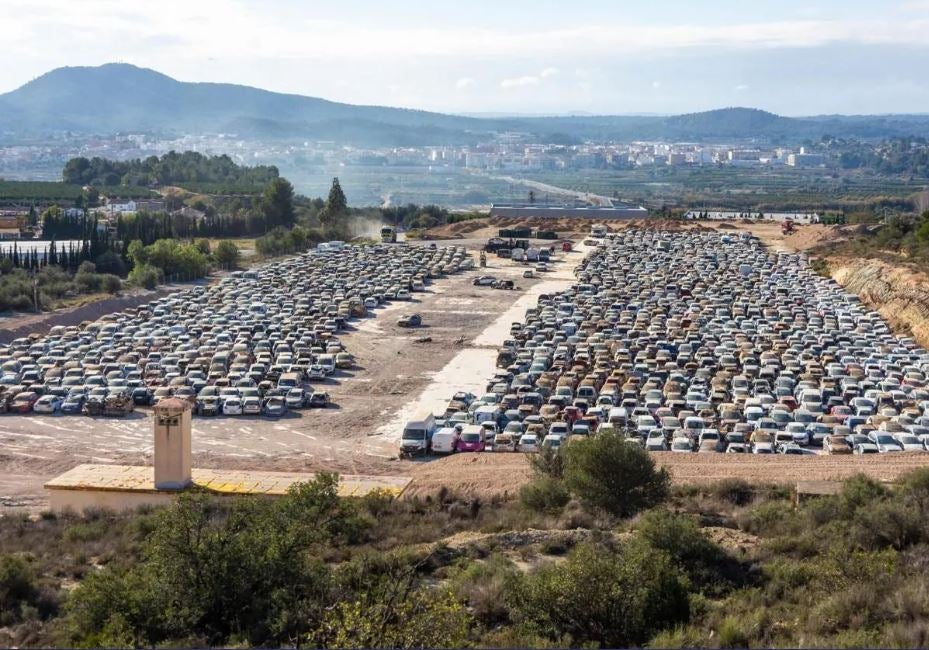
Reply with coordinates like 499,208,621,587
45,464,411,513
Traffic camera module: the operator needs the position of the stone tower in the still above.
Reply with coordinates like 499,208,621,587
153,398,192,490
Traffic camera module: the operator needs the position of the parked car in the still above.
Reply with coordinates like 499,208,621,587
397,314,423,328
516,433,539,453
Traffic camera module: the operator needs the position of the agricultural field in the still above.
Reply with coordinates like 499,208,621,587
519,166,925,211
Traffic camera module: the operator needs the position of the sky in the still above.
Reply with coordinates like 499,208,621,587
2,0,929,116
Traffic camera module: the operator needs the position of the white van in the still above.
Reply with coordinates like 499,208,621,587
473,404,498,425
608,406,629,427
317,354,335,375
431,427,459,454
399,412,436,457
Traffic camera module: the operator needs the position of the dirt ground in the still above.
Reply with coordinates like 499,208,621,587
406,451,929,500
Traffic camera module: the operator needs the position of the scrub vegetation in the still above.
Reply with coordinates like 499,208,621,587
4,450,929,647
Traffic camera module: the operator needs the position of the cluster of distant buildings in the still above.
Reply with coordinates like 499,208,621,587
0,195,209,240
0,130,835,184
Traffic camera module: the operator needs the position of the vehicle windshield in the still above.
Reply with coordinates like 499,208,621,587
461,433,481,442
402,429,425,440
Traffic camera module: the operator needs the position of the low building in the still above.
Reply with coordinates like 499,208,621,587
786,152,825,168
105,198,137,214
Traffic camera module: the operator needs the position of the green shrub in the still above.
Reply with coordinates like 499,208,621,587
213,240,240,268
637,509,741,593
717,616,750,648
507,541,689,647
127,263,162,289
448,554,517,627
0,554,37,621
519,477,570,514
563,431,670,518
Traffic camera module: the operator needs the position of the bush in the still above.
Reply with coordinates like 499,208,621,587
637,509,739,593
100,274,121,294
127,264,162,290
0,554,37,621
562,431,670,518
506,541,690,647
448,554,517,627
255,226,314,257
519,476,570,514
213,240,240,268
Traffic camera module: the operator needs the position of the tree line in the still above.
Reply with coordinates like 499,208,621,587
62,151,280,189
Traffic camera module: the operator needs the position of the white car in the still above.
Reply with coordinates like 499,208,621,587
894,433,925,452
517,434,539,453
670,437,693,453
33,394,63,413
222,397,243,416
242,396,262,415
869,432,903,453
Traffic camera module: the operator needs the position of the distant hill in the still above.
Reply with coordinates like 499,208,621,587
0,63,506,145
2,64,929,145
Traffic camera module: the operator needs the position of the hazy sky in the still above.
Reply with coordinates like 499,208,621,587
3,0,929,115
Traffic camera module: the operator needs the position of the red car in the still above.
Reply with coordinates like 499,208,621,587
10,391,40,413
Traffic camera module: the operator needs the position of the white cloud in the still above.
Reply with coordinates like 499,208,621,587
455,77,476,90
501,67,560,89
735,84,750,92
501,75,541,89
652,80,661,89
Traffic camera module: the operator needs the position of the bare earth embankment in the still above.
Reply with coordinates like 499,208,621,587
407,451,929,500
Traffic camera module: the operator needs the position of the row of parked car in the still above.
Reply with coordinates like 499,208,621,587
404,229,929,458
0,243,472,418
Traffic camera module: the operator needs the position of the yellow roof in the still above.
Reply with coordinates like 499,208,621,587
45,464,410,497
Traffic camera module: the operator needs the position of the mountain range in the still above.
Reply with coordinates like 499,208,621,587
2,63,929,146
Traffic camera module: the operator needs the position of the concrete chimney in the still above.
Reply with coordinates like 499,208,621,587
153,398,192,490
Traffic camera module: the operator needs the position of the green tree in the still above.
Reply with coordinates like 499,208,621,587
563,431,670,517
319,177,348,234
261,178,296,229
213,240,240,269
